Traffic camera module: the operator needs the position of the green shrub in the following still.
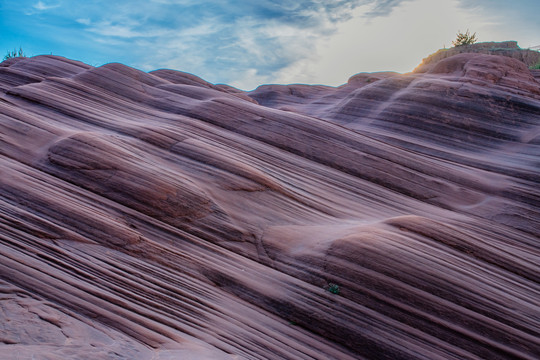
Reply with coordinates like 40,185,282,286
452,30,477,47
3,47,26,61
530,61,540,70
327,283,340,295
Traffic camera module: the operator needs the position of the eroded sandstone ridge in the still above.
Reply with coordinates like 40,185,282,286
1,49,539,359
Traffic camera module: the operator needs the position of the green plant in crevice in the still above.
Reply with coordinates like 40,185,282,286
327,283,340,295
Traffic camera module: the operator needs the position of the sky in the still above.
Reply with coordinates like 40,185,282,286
1,0,539,90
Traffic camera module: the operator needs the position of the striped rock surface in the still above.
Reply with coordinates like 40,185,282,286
1,53,539,359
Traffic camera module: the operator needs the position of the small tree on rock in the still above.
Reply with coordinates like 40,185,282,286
3,47,26,61
452,30,477,47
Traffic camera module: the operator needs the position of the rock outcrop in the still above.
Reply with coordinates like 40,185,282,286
415,41,540,72
1,51,539,359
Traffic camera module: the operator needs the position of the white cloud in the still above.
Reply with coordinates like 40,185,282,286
265,0,508,87
33,1,59,11
25,0,60,14
87,21,169,38
76,18,91,26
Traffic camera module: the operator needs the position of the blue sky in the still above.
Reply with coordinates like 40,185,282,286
1,0,539,89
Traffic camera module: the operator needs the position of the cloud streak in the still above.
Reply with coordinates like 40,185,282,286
33,1,60,11
362,0,411,16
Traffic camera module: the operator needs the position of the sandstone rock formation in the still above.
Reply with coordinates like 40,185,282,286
1,50,539,359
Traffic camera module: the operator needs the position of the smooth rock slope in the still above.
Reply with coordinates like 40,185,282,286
1,51,539,359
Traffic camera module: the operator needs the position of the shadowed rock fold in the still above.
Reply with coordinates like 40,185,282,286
1,50,539,359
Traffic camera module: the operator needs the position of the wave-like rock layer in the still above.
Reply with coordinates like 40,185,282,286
1,52,539,359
